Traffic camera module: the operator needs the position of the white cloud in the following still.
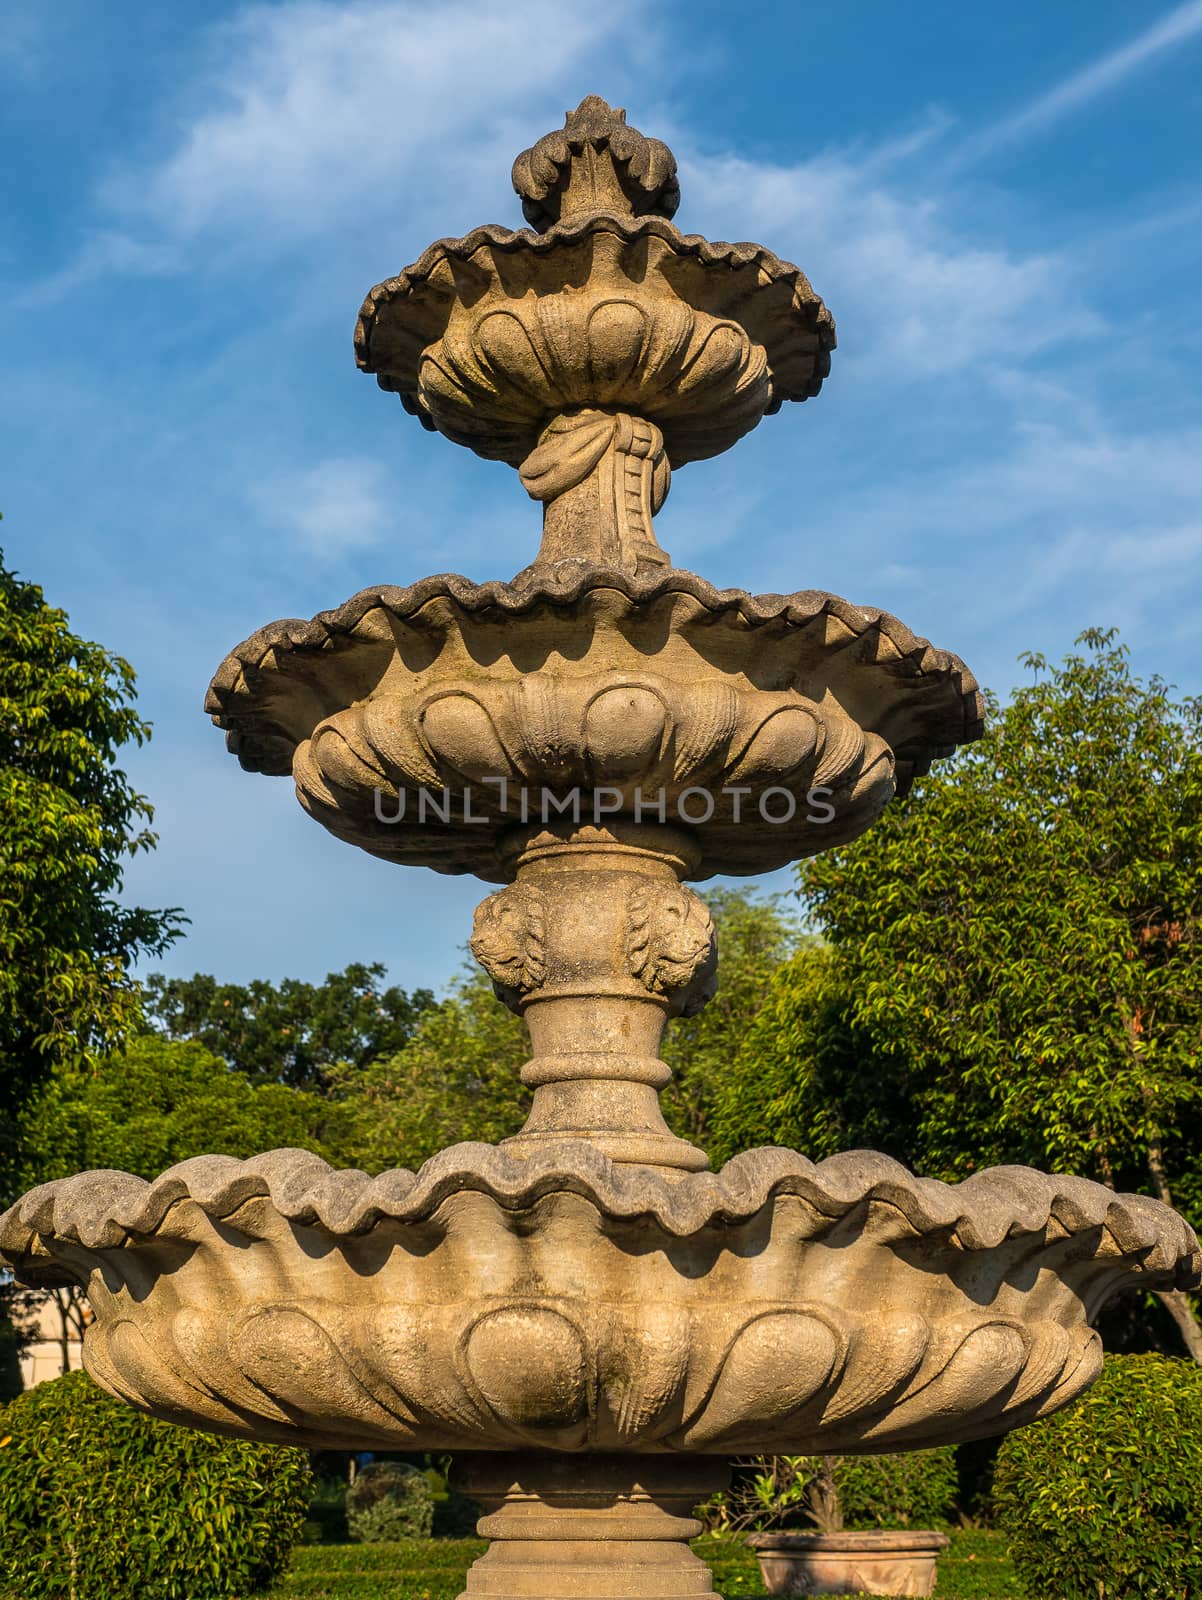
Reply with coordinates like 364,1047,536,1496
807,416,1202,651
249,455,391,557
683,147,1099,379
827,418,1202,544
17,229,184,305
44,0,1104,399
0,6,52,82
103,0,636,243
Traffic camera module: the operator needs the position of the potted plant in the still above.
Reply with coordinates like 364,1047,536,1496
703,1452,953,1598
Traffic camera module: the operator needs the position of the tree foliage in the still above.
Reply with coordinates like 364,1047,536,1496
660,889,801,1145
142,962,434,1092
711,631,1202,1353
15,1034,354,1189
701,1449,958,1535
0,1276,37,1402
0,541,182,1194
708,942,881,1167
717,633,1202,1190
329,967,530,1172
346,1462,435,1543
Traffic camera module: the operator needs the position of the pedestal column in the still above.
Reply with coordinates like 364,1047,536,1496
470,824,716,1171
518,410,673,578
454,1453,729,1600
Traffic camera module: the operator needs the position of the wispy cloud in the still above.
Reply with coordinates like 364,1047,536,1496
958,0,1202,163
101,0,636,245
0,7,51,82
685,147,1099,379
248,456,392,558
17,229,183,306
813,416,1202,635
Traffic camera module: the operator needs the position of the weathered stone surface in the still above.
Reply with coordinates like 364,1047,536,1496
356,95,833,583
3,1143,1197,1453
205,569,983,880
356,123,832,475
471,826,717,1170
511,95,682,230
749,1530,951,1597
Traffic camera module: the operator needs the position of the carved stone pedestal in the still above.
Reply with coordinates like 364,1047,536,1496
455,1454,728,1600
473,824,716,1172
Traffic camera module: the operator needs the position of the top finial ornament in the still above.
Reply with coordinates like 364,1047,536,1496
355,94,835,578
511,95,680,231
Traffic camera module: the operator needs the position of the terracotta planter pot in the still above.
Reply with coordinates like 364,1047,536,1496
748,1529,951,1597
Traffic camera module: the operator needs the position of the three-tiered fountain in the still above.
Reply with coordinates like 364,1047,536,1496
3,98,1198,1600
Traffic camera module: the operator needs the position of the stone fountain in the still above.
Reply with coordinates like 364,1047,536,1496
2,97,1198,1600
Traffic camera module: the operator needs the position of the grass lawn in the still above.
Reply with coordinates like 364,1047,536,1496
267,1529,1021,1599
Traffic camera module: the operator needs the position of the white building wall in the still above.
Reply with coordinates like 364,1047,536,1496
17,1291,86,1390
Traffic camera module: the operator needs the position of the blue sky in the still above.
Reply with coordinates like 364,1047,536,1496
3,1,1201,994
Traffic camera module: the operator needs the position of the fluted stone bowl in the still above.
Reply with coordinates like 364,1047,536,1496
2,1144,1195,1454
355,214,835,468
205,568,982,879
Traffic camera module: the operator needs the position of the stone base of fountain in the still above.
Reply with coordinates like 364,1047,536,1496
455,1454,728,1600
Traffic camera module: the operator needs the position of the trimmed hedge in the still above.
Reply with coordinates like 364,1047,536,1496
993,1353,1202,1599
266,1530,1021,1598
347,1462,434,1543
0,1370,312,1599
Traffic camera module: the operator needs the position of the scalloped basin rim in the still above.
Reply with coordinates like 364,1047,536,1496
4,1142,1197,1457
204,566,986,780
355,213,837,358
3,1142,1198,1282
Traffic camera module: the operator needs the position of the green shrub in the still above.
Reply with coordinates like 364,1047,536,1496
0,1369,312,1599
701,1448,958,1534
346,1462,434,1543
993,1353,1202,1599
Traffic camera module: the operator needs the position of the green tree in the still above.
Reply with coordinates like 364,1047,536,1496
708,942,876,1166
330,967,530,1172
0,1370,312,1599
0,1275,37,1400
13,1033,358,1379
16,1034,351,1188
142,963,434,1091
713,631,1202,1359
0,539,183,1199
660,889,801,1145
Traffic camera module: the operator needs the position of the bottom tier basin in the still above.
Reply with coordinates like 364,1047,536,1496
1,1143,1197,1455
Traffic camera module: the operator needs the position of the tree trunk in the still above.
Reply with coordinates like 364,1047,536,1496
51,1286,90,1376
1144,1134,1202,1366
1154,1289,1202,1365
53,1288,71,1376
